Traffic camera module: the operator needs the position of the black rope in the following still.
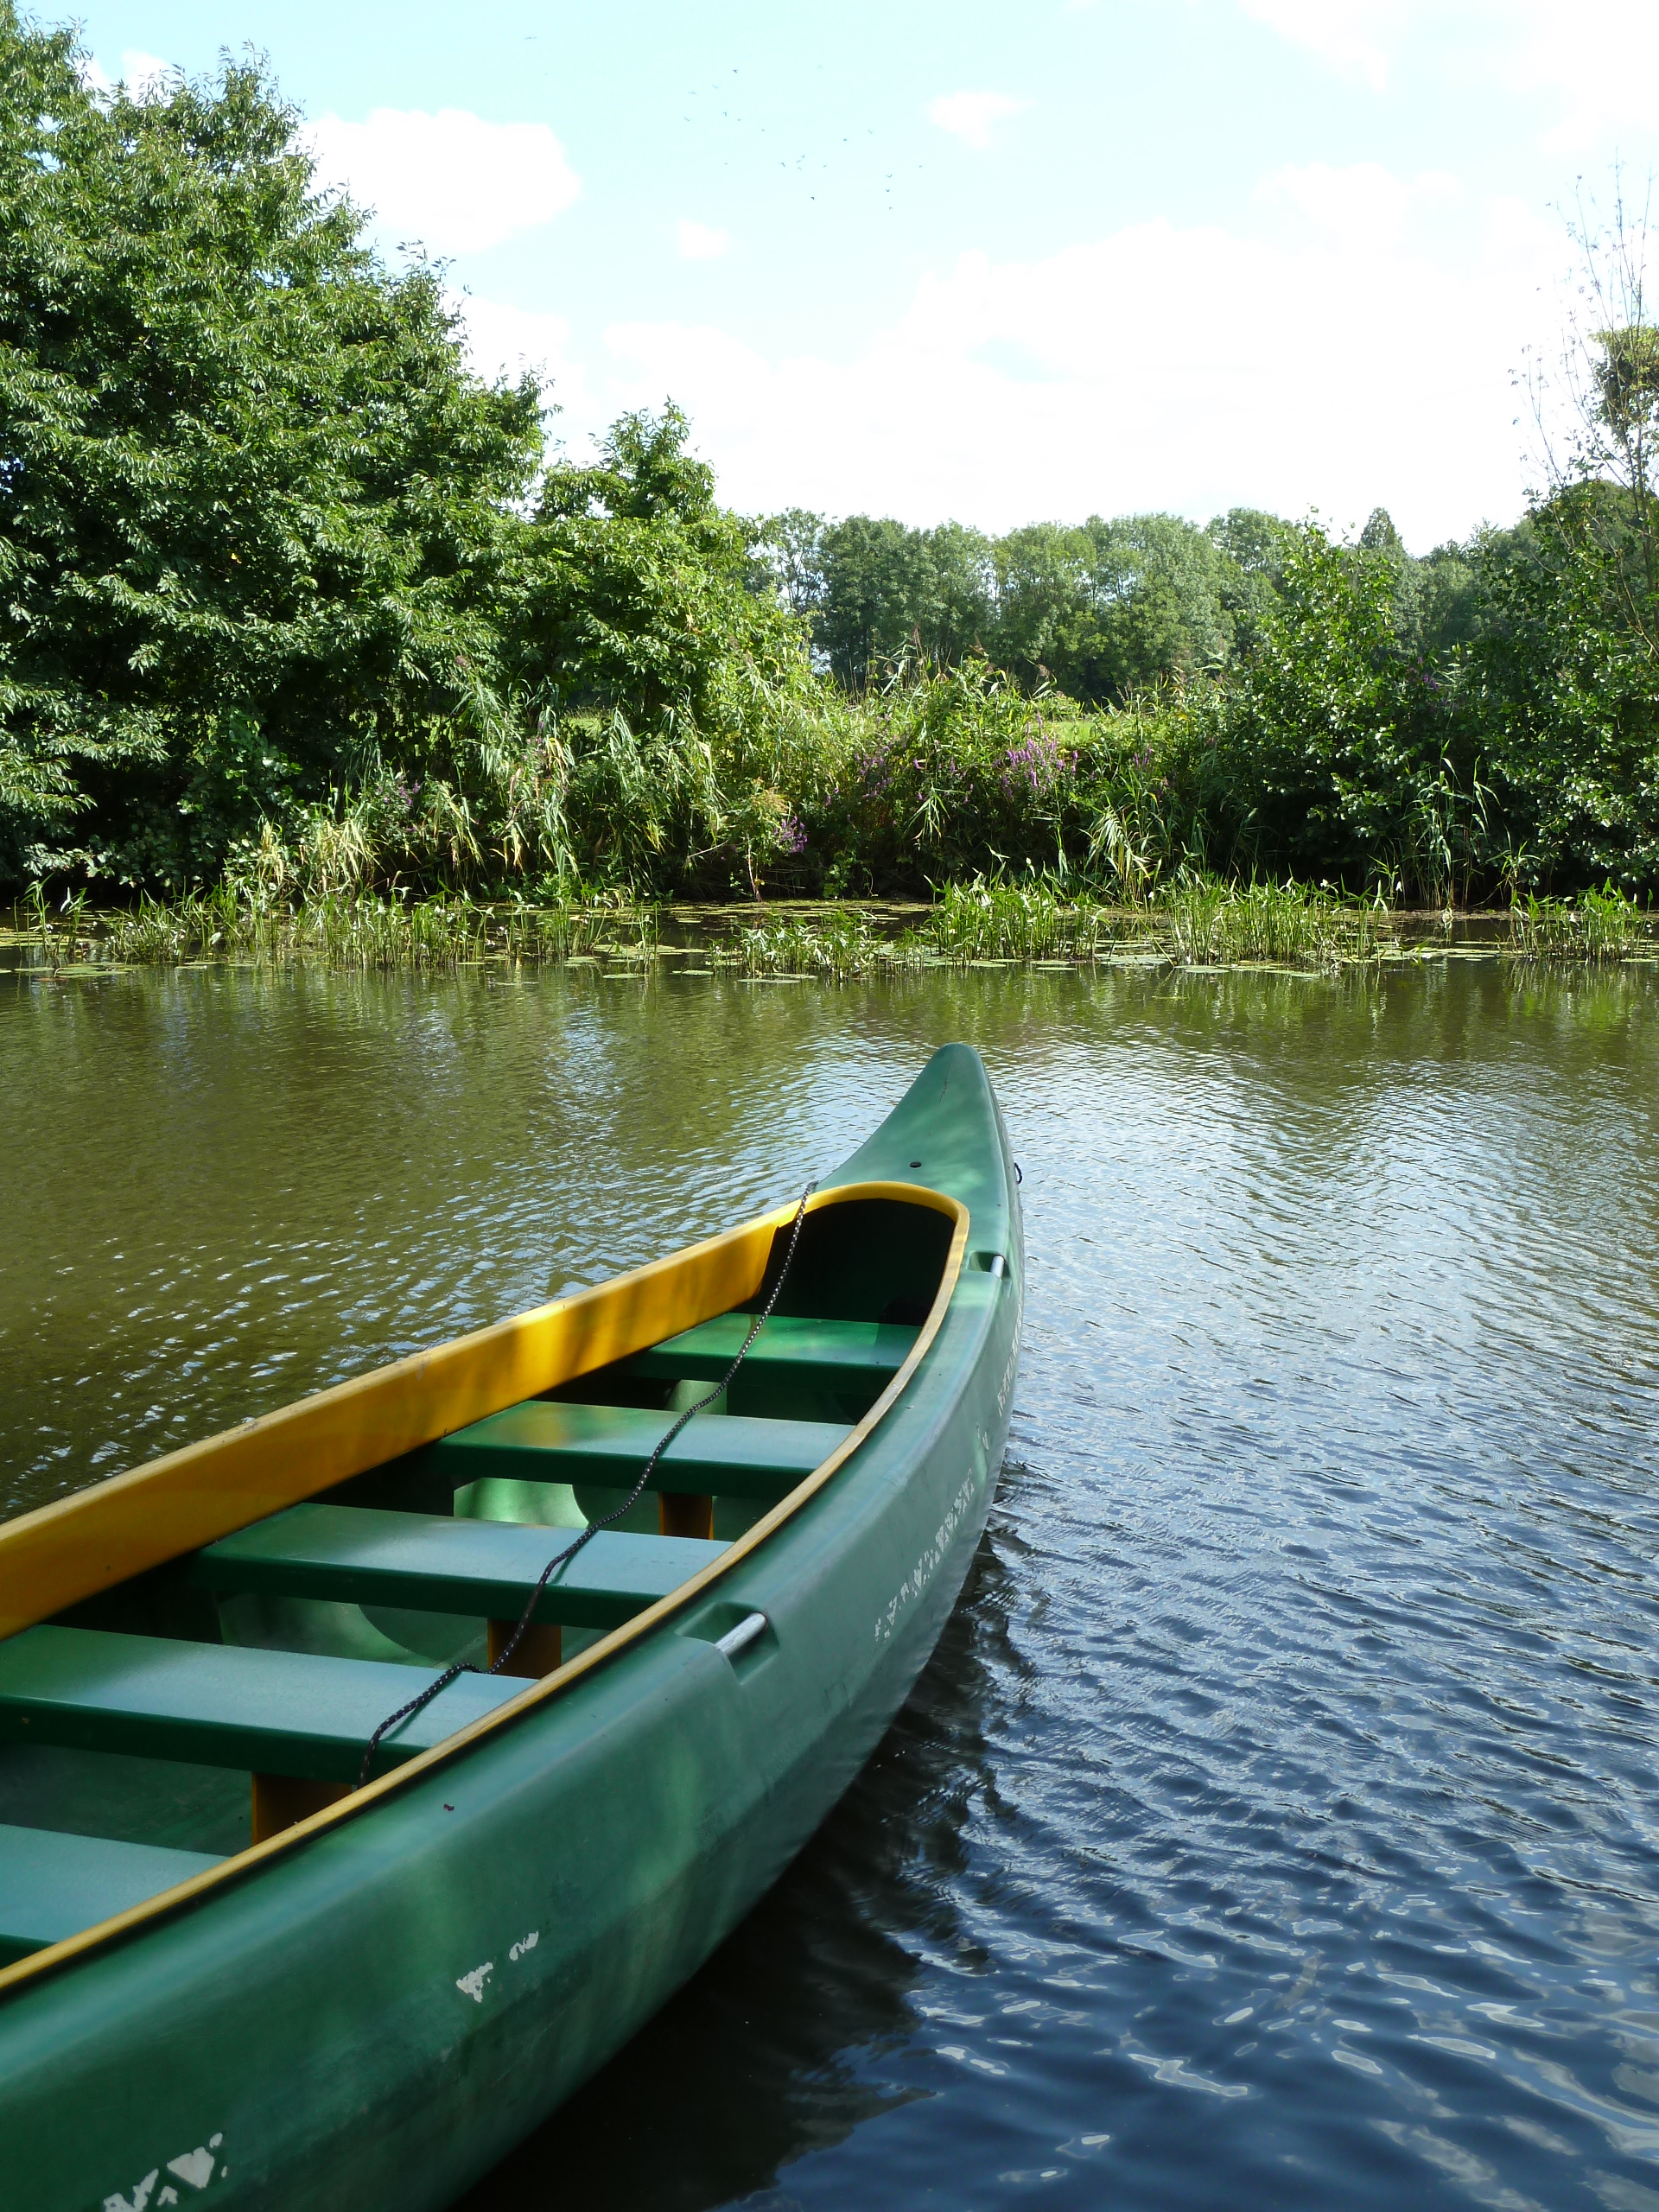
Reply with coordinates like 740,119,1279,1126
356,1180,818,1789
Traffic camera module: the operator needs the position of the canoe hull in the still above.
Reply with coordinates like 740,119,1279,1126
0,1046,1021,2211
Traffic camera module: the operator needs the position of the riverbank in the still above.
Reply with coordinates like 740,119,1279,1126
5,877,1657,982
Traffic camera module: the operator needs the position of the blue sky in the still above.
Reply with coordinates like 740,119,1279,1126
62,0,1659,548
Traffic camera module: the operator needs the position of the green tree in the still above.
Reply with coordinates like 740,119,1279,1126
984,523,1095,679
1018,514,1239,702
1207,506,1297,582
1205,508,1296,647
1410,541,1487,658
506,406,817,893
810,515,994,685
1467,176,1659,890
750,507,828,624
0,11,543,887
1209,522,1476,895
521,404,800,725
1467,494,1659,890
1530,180,1659,658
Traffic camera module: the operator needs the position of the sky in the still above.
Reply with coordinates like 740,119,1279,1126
60,0,1659,550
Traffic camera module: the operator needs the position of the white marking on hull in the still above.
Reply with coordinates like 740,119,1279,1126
105,2172,158,2212
456,1961,494,2002
104,2132,228,2210
874,1470,979,1645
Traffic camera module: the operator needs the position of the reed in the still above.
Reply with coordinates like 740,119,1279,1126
95,889,658,971
40,876,1405,982
1508,887,1656,963
913,873,1384,972
919,876,1115,962
715,908,893,980
499,895,656,963
1152,878,1384,971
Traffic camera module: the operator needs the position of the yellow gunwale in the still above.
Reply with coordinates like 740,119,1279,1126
0,1179,969,1999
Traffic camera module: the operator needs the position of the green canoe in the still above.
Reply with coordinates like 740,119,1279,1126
0,1043,1022,2211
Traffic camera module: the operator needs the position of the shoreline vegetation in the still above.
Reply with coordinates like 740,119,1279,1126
5,878,1656,982
4,22,1659,978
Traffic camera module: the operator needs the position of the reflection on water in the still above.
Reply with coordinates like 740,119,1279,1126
458,1560,1011,2212
7,957,1659,2210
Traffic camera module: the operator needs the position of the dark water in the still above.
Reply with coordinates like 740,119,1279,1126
6,957,1659,2212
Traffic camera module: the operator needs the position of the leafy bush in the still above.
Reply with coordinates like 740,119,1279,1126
782,658,1202,895
0,15,542,888
1468,493,1659,892
1197,524,1481,898
6,11,1659,914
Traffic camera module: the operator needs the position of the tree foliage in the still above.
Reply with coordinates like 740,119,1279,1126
1465,492,1659,889
791,515,994,685
1201,524,1473,893
4,17,1659,911
521,405,804,726
0,10,544,885
766,507,1277,706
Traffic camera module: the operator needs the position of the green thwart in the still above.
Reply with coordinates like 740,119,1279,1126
0,1044,1023,2212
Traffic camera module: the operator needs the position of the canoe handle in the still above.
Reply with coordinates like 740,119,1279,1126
714,1612,769,1662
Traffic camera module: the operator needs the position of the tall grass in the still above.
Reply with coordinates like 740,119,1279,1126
716,908,892,979
912,873,1386,971
794,660,1195,899
919,876,1115,961
41,870,1658,984
1154,879,1384,971
1509,887,1656,963
94,888,655,971
54,875,1389,976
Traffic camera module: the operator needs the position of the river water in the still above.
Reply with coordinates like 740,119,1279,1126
5,956,1659,2212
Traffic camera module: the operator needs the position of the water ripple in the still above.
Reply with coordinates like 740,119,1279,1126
7,959,1659,2209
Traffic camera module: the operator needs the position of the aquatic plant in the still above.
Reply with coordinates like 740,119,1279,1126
1508,885,1657,963
1153,878,1384,971
918,874,1114,963
96,887,658,973
45,867,1427,982
715,908,892,980
882,874,1389,974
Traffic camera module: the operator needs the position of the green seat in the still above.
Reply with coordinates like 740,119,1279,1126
0,1821,222,1965
420,1402,847,1499
0,1626,520,1783
193,1507,726,1630
626,1315,917,1388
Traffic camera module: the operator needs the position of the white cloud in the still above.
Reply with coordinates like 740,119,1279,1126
1496,0,1659,151
677,219,731,263
1236,0,1399,90
926,91,1033,151
121,49,179,100
1255,162,1461,250
80,49,180,100
498,164,1556,548
304,110,580,257
461,297,590,418
1236,0,1659,149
